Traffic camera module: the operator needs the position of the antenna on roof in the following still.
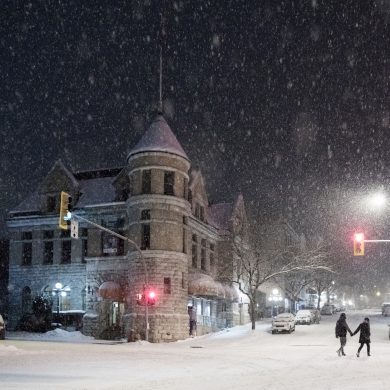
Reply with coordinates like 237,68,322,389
157,14,166,115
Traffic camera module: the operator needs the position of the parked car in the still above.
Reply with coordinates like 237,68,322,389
310,308,321,324
331,299,346,312
320,303,333,315
272,313,296,334
295,310,313,325
0,314,5,340
382,303,390,316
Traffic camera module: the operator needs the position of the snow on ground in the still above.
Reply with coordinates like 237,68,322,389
1,309,390,390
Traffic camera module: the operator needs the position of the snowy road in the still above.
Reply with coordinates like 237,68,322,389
1,309,390,390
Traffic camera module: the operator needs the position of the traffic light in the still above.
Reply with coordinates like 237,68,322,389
147,290,156,306
353,233,365,256
136,290,156,306
136,293,145,305
59,191,72,229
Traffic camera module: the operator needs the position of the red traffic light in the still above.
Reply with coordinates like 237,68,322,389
355,233,364,242
147,290,156,306
353,233,365,256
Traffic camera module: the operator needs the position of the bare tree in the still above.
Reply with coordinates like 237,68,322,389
312,269,336,309
219,227,333,330
274,270,316,313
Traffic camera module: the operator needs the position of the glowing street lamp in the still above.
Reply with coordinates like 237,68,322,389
269,289,283,316
52,283,66,327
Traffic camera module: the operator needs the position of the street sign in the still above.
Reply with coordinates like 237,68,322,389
71,220,79,239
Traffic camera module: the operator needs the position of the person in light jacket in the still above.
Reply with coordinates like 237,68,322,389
353,317,371,357
335,313,353,356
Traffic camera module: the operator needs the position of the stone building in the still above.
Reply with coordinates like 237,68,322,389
6,115,249,342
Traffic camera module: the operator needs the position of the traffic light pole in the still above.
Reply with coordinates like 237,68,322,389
70,213,150,342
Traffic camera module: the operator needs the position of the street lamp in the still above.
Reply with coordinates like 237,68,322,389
52,283,66,328
269,289,283,316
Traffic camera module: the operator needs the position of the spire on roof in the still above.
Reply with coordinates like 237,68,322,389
127,115,189,162
157,14,166,115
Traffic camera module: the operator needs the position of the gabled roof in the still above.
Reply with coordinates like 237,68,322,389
127,115,189,162
207,202,235,230
207,195,246,231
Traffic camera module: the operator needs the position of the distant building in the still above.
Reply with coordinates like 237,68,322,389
6,115,249,342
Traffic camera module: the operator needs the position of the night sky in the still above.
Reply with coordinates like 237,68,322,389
3,0,390,288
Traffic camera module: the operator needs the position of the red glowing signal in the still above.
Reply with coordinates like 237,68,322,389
355,233,364,242
353,233,365,256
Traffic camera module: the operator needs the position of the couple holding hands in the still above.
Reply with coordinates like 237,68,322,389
335,313,371,357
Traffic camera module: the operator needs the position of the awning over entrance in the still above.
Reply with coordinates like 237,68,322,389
188,272,225,298
222,284,239,301
98,281,123,300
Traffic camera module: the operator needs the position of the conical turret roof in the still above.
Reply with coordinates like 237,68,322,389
127,115,189,162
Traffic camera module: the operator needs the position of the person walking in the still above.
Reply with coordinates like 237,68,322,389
335,313,353,356
353,317,371,357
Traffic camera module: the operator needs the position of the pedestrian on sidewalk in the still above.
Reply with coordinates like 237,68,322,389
335,313,353,356
353,317,371,357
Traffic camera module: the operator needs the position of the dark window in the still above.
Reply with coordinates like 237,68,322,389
60,230,70,238
201,249,206,270
164,277,171,294
47,195,57,212
141,224,150,250
210,243,215,252
183,228,187,254
142,170,151,194
22,286,32,313
43,230,54,239
192,234,197,243
43,242,53,265
81,228,88,238
82,239,88,263
61,240,71,264
188,190,192,204
164,171,175,196
201,239,207,248
192,244,197,268
195,203,200,218
182,272,185,289
21,231,32,240
200,206,205,222
210,252,215,271
184,178,188,200
221,302,227,312
22,243,32,266
141,209,150,220
183,216,187,225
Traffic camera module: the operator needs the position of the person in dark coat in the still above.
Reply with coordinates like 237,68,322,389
335,313,353,356
353,317,371,357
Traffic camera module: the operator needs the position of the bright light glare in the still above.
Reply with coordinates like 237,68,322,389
355,233,364,242
149,291,155,298
369,193,386,208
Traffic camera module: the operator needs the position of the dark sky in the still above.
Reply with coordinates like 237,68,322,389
3,0,390,285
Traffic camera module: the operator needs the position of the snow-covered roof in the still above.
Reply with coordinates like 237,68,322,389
76,177,116,207
9,192,41,214
127,115,189,162
207,202,235,230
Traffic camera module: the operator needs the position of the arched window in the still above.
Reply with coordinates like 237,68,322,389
21,286,31,313
42,285,53,298
62,286,71,311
